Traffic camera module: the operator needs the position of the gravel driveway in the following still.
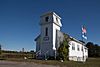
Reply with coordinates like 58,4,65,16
0,61,59,67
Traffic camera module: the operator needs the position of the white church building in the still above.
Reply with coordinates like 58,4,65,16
35,12,88,62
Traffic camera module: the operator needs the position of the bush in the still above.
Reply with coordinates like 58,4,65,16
57,40,69,61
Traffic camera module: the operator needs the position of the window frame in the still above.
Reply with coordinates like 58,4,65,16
45,27,48,36
77,45,80,51
45,16,49,22
72,43,75,50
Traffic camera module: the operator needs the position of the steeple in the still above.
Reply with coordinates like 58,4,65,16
40,12,62,27
35,11,63,57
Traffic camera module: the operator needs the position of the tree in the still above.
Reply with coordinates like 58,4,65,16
94,44,100,57
57,40,69,61
86,42,95,57
86,42,100,57
30,50,35,53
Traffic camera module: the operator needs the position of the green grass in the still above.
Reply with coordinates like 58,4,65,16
0,58,100,67
31,58,100,67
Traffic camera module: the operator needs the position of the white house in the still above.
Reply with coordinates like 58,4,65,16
35,12,88,62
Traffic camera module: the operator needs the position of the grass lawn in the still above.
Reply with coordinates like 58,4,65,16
1,58,100,67
30,58,100,67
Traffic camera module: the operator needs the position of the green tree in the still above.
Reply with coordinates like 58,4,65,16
57,40,69,61
86,42,94,57
86,42,100,57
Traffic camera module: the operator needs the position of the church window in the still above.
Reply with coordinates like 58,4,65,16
81,46,83,51
45,27,48,36
72,43,75,50
56,17,58,22
45,16,49,22
77,45,80,51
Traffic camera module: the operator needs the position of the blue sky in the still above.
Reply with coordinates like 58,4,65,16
0,0,100,51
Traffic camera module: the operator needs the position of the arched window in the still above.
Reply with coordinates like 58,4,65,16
45,27,48,36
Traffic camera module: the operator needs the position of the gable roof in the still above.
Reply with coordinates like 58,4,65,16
62,32,85,45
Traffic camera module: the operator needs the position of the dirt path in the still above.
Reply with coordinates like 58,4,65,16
0,61,59,67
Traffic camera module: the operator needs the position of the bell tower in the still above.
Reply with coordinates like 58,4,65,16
40,12,62,56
